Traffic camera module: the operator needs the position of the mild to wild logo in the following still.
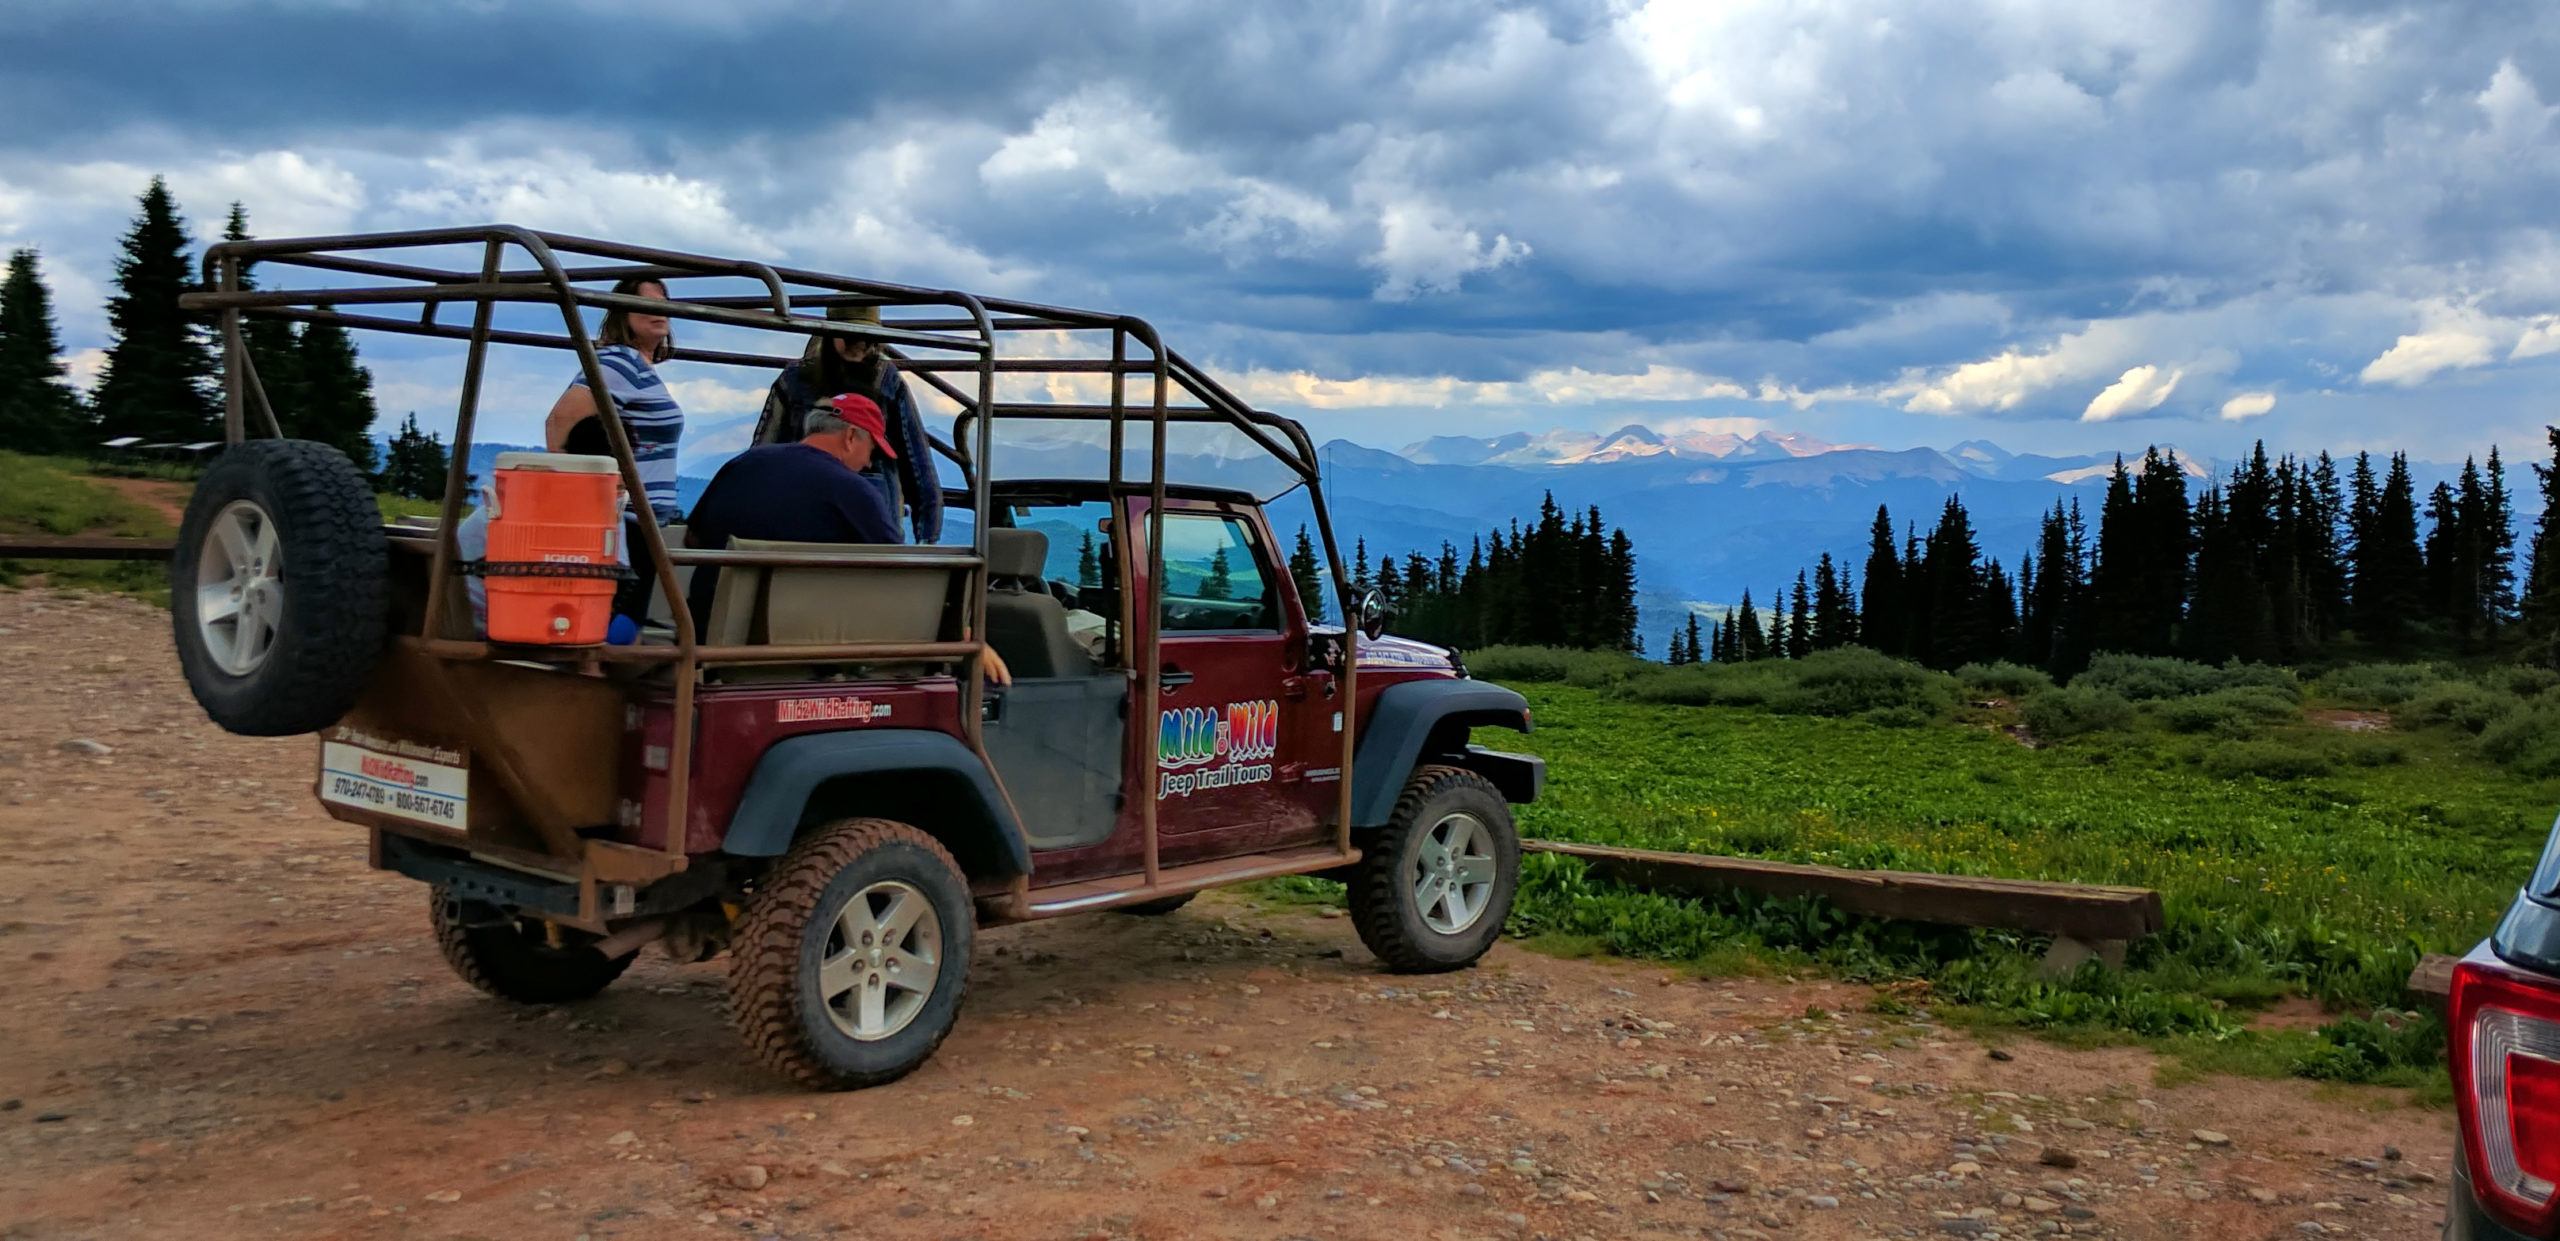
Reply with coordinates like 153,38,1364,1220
1157,699,1278,798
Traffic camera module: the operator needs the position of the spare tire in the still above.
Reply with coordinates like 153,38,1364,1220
171,439,389,736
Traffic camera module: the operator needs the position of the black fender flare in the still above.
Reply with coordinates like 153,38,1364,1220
722,729,1031,876
1349,679,1535,827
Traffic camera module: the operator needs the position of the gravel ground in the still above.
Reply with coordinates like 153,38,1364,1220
0,588,2457,1241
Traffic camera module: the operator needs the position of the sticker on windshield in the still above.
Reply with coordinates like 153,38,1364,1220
1158,699,1277,799
319,725,468,830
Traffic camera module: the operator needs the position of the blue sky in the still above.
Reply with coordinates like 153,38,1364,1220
5,0,2559,463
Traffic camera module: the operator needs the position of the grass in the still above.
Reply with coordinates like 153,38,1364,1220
1251,647,2554,1092
0,451,179,604
1469,676,2534,1090
0,450,448,604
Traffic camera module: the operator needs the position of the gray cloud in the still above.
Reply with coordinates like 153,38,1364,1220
4,0,2559,458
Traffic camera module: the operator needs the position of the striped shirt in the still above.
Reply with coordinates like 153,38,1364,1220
570,344,684,522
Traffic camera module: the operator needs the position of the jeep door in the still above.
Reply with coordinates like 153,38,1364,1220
1137,500,1330,857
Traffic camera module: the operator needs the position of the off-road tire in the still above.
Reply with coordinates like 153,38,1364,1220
728,819,974,1090
1348,765,1518,973
171,439,387,736
430,889,637,1004
1115,893,1196,917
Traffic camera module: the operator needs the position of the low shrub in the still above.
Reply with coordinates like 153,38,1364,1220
1468,646,1643,686
1617,647,1953,718
2399,683,2524,735
2021,685,2134,739
2490,664,2560,699
1862,705,1933,729
2313,662,2451,707
2153,686,2304,735
1769,647,1956,717
2478,699,2560,778
2200,739,2334,781
1955,661,2055,700
1463,646,1573,682
2076,652,2299,701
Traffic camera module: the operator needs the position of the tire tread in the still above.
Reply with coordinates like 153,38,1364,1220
172,439,388,736
1348,764,1512,973
727,819,968,1089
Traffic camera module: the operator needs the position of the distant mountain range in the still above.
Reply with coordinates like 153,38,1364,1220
436,420,2498,654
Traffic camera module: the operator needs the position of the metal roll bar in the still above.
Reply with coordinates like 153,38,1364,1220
182,224,1360,890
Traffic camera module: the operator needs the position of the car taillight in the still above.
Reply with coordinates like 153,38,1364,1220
2452,957,2560,1234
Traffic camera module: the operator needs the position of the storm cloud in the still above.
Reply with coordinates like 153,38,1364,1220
4,0,2557,455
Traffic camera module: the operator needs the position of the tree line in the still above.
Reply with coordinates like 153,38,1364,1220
0,177,446,496
1287,493,1640,650
1695,439,2560,675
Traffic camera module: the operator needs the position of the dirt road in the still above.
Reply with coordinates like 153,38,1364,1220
0,588,2455,1241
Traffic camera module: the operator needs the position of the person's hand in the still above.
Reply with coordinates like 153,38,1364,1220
981,642,1013,687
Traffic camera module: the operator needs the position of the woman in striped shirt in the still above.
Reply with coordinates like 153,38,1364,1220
545,277,686,524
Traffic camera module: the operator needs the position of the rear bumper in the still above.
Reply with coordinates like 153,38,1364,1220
376,831,721,921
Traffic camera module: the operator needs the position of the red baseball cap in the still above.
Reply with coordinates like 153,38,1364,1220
824,393,897,458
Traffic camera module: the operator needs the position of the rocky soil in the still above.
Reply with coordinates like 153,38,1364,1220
0,588,2456,1240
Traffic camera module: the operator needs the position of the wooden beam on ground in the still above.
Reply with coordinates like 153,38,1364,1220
2407,952,2459,1009
1522,839,2167,944
0,534,177,560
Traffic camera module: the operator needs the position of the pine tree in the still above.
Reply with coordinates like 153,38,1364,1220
1810,553,1851,650
0,248,88,453
1683,613,1703,666
1374,553,1400,608
2521,427,2560,651
2352,453,2427,650
2131,448,2191,653
1920,494,1988,669
379,412,449,501
2022,500,2088,676
94,178,220,442
2087,457,2139,654
1715,609,1737,662
2309,452,2350,633
2423,478,2465,637
1734,590,1766,660
1859,505,1901,657
223,205,302,445
1350,538,1370,595
293,320,380,473
1202,546,1233,599
2184,487,2276,664
1287,525,1324,622
1786,571,1812,659
1078,531,1100,586
1605,527,1638,652
2484,447,2519,628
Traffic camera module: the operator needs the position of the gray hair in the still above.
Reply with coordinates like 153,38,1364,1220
803,407,851,438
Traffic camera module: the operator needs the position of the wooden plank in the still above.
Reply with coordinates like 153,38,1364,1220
0,534,177,560
2407,952,2459,1007
1522,839,2166,942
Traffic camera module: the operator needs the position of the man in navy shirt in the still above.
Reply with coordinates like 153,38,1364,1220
683,392,904,627
689,393,904,549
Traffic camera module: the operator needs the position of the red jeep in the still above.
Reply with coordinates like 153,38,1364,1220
169,227,1542,1089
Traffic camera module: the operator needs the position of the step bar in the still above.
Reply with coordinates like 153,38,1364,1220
1014,845,1359,919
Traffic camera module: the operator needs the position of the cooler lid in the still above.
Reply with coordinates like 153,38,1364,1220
495,451,621,475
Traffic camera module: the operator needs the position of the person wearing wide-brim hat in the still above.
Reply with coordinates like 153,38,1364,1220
755,301,943,543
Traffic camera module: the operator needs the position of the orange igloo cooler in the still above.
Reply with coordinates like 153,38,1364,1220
482,451,625,645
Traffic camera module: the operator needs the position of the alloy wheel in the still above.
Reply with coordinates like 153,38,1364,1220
817,879,942,1041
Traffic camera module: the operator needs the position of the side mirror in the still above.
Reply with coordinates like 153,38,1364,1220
1357,587,1389,641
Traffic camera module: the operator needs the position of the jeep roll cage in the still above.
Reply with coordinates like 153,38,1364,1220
178,225,1366,907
